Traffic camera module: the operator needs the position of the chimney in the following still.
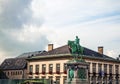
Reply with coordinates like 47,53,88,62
48,44,53,51
117,55,120,60
98,46,103,54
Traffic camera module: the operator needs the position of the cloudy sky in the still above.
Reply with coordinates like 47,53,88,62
0,0,120,63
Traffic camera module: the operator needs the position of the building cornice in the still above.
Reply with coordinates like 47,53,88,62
83,55,120,63
26,53,71,61
26,54,120,63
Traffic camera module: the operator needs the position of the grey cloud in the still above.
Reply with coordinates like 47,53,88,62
0,0,43,29
0,0,31,29
0,32,49,58
0,0,49,62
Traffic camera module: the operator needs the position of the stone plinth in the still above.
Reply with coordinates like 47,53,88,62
65,59,89,84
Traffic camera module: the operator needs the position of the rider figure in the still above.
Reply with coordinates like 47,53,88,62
75,36,80,51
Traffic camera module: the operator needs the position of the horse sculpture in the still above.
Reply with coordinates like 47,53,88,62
68,36,84,56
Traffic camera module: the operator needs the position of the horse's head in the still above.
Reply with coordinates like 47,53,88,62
68,40,74,47
68,40,71,46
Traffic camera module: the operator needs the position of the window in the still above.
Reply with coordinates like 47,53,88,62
16,71,17,75
29,65,33,74
56,76,60,84
42,64,46,74
17,71,19,75
8,72,9,76
63,76,67,84
115,65,119,74
49,76,53,84
64,64,67,74
11,72,12,76
98,64,102,76
49,64,53,74
29,65,33,72
98,64,102,72
104,64,107,73
109,65,113,73
87,62,90,73
92,63,96,73
20,71,22,75
56,64,60,74
64,64,67,71
35,65,39,74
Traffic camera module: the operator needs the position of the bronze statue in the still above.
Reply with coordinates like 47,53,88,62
68,36,84,55
69,68,74,81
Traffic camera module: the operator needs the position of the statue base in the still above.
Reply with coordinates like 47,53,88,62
65,78,89,84
65,58,89,84
71,78,89,84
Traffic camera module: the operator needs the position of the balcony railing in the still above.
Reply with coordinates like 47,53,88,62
49,71,52,74
42,71,45,75
64,70,67,74
29,72,32,75
56,71,60,74
35,72,39,75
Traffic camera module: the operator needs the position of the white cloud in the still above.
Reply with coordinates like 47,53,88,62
31,0,45,17
40,0,120,58
0,0,49,64
0,0,120,64
0,49,13,64
106,50,116,58
42,0,120,27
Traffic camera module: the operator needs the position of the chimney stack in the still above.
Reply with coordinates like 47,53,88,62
117,55,120,60
98,46,103,54
48,44,53,51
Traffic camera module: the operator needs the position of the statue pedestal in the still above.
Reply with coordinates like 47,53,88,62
65,78,89,84
65,59,89,84
71,78,89,84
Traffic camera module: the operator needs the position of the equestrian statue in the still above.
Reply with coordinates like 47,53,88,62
68,36,84,60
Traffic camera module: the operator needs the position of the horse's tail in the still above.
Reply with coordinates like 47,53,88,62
81,46,84,54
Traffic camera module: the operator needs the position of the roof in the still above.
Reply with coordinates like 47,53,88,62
36,45,70,56
17,50,46,58
83,47,115,60
0,50,46,70
0,58,27,70
34,45,115,61
1,44,118,70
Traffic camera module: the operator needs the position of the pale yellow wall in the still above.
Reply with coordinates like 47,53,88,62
4,69,27,79
28,59,68,79
27,58,120,84
29,60,67,73
86,59,120,74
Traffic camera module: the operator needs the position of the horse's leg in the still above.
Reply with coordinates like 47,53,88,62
80,47,83,60
75,53,76,60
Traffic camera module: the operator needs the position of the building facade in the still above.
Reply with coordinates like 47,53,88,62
27,44,120,84
0,42,120,84
0,51,45,79
0,58,27,79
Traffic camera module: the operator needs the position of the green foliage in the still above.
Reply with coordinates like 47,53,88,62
0,79,49,84
20,79,48,84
